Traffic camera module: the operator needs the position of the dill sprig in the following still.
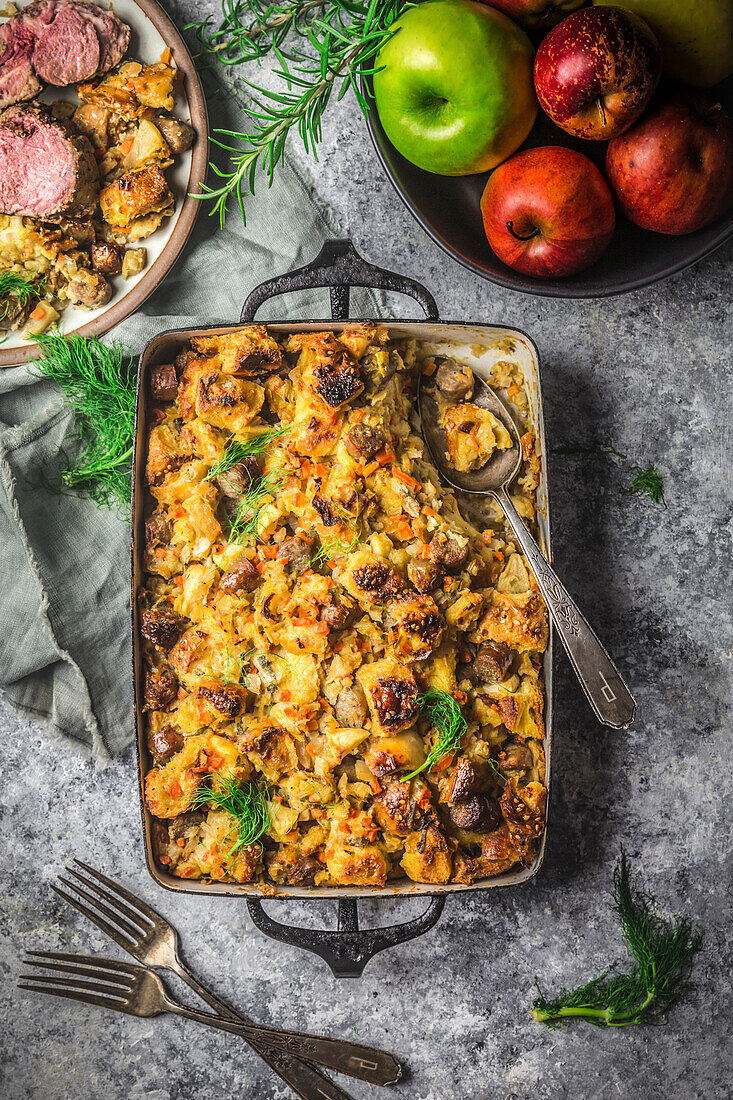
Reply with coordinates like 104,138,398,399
229,471,283,541
190,0,406,226
205,426,291,484
0,270,45,321
29,333,135,515
622,463,666,507
311,499,363,564
403,689,468,780
192,775,271,855
531,851,702,1028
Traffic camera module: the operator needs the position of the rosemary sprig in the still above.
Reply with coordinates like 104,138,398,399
205,426,291,484
192,775,271,855
622,463,666,507
0,270,45,321
29,333,135,515
229,471,283,541
403,689,468,780
188,0,327,66
191,0,405,226
531,851,702,1028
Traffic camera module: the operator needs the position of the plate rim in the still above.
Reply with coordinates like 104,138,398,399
0,0,209,367
364,90,733,300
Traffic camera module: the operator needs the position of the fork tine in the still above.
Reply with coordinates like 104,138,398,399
73,860,164,928
22,957,136,986
50,884,136,952
17,984,135,1015
56,877,143,943
67,866,155,933
25,950,139,976
18,973,130,998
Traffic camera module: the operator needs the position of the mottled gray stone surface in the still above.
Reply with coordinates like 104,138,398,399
2,3,733,1097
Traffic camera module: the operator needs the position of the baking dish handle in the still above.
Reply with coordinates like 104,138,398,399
247,896,445,978
240,238,440,322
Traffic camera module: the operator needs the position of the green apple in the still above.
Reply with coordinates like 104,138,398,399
373,0,537,176
594,0,733,87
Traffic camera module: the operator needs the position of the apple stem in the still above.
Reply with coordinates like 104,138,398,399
506,220,540,242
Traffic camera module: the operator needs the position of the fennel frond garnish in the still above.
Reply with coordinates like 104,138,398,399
187,0,406,226
205,426,291,483
622,463,666,507
552,440,627,460
531,851,702,1028
0,270,45,321
228,471,283,541
193,775,271,854
29,333,135,515
403,689,467,780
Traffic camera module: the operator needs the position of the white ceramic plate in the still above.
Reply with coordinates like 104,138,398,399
0,0,208,366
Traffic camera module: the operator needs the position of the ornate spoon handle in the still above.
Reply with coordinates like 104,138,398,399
495,488,636,729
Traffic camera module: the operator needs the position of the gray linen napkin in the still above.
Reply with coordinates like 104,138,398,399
0,62,380,763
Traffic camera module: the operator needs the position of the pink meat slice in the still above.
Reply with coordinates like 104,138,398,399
31,2,101,85
0,19,40,109
0,104,94,217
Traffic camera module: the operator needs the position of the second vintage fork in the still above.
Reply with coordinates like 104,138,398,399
51,860,401,1097
20,951,396,1077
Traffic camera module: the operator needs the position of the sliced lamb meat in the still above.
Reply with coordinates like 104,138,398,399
30,1,100,86
0,18,40,109
0,1,130,107
0,102,98,218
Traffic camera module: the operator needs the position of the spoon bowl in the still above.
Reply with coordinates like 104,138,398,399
418,372,522,495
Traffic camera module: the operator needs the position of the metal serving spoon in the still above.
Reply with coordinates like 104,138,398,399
419,371,636,730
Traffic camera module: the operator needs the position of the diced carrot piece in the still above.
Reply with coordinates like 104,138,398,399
160,46,172,64
177,688,187,701
422,359,437,377
169,779,182,798
393,468,420,490
120,135,134,156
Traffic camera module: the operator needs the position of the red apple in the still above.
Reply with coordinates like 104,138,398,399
480,146,615,277
478,0,584,30
534,6,662,140
606,91,733,235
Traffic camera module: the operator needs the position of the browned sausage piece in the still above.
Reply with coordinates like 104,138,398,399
407,558,439,594
473,641,513,682
448,794,499,832
345,423,385,460
147,723,183,763
435,357,474,402
151,114,196,153
497,741,533,774
216,456,259,498
91,240,123,276
219,558,259,593
277,536,311,570
145,512,171,548
140,605,186,651
149,363,178,403
66,269,111,308
429,531,468,572
284,856,321,885
144,667,178,710
169,809,205,840
334,684,368,727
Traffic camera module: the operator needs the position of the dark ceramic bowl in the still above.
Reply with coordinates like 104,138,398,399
364,75,733,298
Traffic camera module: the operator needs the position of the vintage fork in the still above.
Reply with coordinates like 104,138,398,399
49,861,401,1097
19,950,396,1088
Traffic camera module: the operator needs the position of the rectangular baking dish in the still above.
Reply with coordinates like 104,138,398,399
130,241,553,967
